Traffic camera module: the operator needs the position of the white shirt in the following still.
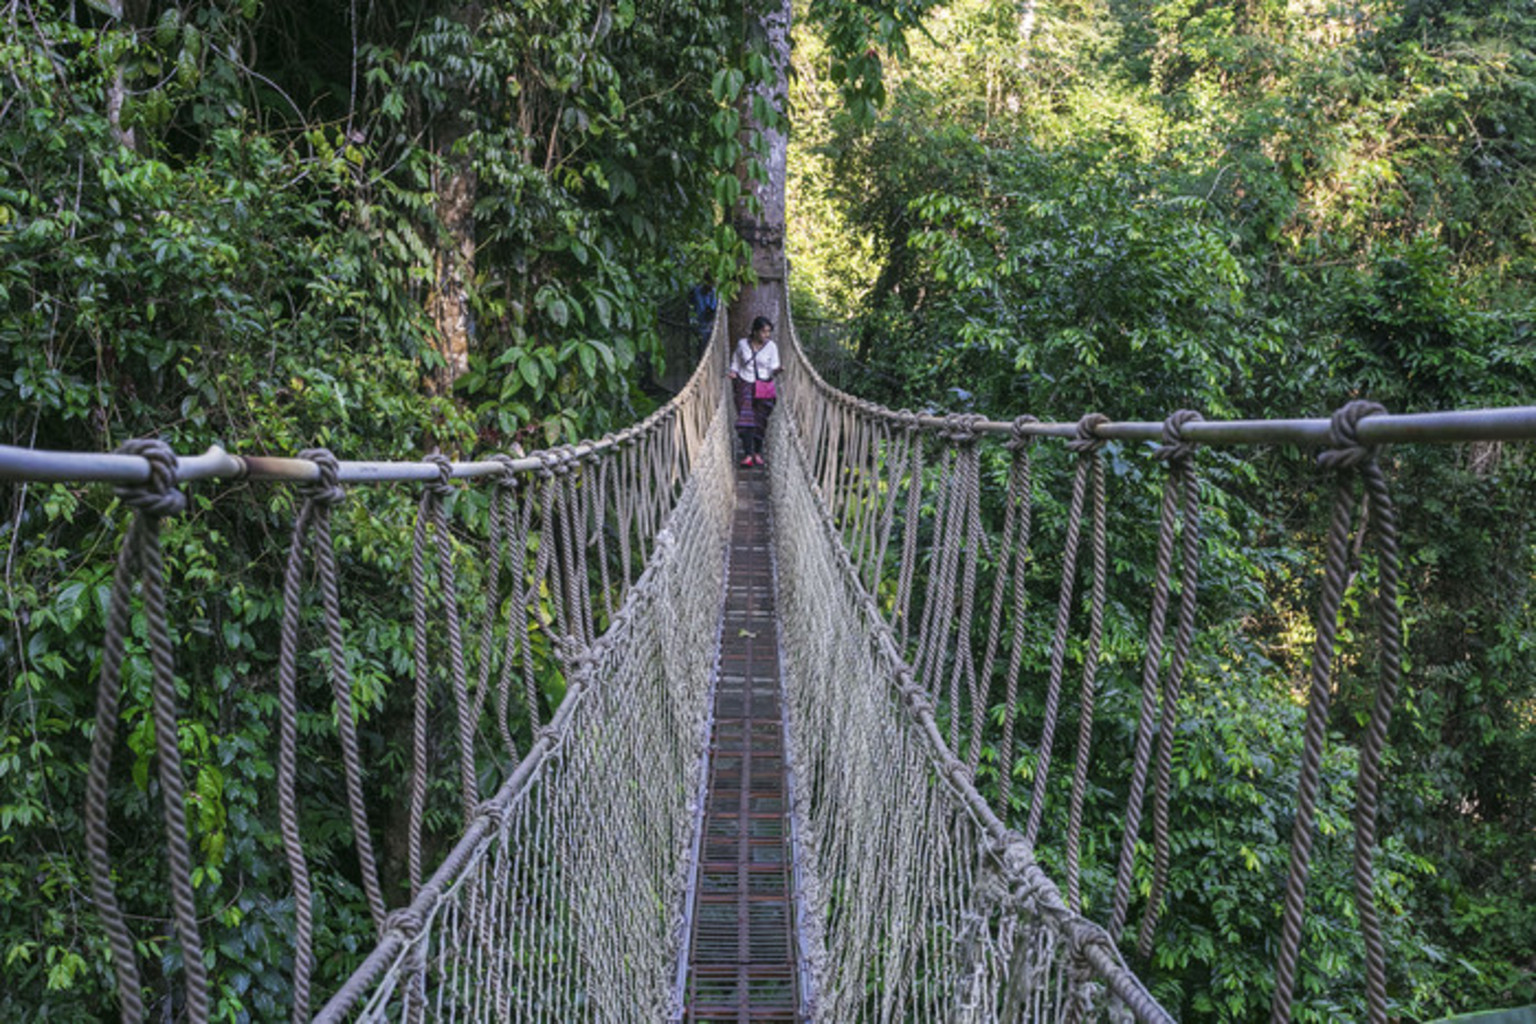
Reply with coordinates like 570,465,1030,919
730,338,781,381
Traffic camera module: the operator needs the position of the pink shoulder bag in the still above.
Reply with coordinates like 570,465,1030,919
750,348,776,400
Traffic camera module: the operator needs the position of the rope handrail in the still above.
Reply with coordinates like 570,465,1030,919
0,311,724,487
9,402,1535,488
784,345,1536,446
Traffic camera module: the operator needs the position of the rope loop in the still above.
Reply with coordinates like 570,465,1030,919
1067,412,1110,454
1005,415,1040,452
474,797,510,832
1064,917,1115,963
895,408,922,435
941,412,985,445
1319,400,1388,471
491,448,524,490
549,446,577,476
385,906,426,942
114,438,186,518
1153,409,1203,465
535,723,567,764
297,448,346,506
424,452,454,497
535,449,561,478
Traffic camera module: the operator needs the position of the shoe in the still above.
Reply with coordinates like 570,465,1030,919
753,454,767,467
741,455,754,468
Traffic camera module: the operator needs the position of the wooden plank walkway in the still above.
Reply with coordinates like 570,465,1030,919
682,469,806,1022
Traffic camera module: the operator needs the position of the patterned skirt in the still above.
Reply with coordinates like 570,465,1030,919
734,378,775,431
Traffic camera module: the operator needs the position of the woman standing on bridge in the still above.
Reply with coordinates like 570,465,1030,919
729,316,781,467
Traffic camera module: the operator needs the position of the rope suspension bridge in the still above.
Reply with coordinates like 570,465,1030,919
4,289,1535,1023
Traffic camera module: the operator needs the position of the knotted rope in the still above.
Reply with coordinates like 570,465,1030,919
1135,412,1206,957
979,416,1039,811
83,439,207,1024
1271,400,1401,1024
894,411,927,645
1100,412,1206,950
1025,414,1110,912
1062,413,1111,912
408,453,477,899
478,451,527,762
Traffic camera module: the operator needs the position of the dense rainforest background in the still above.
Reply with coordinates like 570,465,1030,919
0,0,1532,1020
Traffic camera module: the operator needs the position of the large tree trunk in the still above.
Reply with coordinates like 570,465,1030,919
729,0,791,343
428,159,476,396
426,4,483,397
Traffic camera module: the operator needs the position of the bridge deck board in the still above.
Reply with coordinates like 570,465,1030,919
683,470,805,1023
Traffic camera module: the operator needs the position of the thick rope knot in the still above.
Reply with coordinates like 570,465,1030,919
384,906,426,941
490,451,523,491
1319,400,1388,471
424,453,454,497
1064,917,1113,1013
1005,415,1040,452
895,408,922,435
941,412,985,445
534,723,567,764
549,446,578,477
297,448,346,506
114,439,186,518
559,634,594,675
535,449,561,478
1154,409,1204,465
1067,412,1110,454
986,833,1035,879
1064,917,1114,960
474,797,510,832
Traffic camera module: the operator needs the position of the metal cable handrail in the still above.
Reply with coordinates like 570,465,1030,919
9,405,1534,489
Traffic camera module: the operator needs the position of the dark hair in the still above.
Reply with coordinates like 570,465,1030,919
751,316,774,334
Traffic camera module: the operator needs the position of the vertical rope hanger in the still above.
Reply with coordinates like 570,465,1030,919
273,449,391,1019
893,412,927,645
1063,414,1110,912
83,439,207,1024
977,416,1039,810
914,427,961,715
944,415,988,769
556,451,590,650
407,454,477,898
273,453,326,1022
1270,401,1403,1024
868,414,913,597
590,442,616,624
502,455,540,751
1024,413,1108,878
1096,413,1205,947
473,451,524,762
1137,414,1206,957
303,451,390,936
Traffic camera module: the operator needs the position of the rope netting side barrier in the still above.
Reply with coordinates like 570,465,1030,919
767,404,1172,1022
315,392,736,1022
2,326,732,1022
770,295,1536,1023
